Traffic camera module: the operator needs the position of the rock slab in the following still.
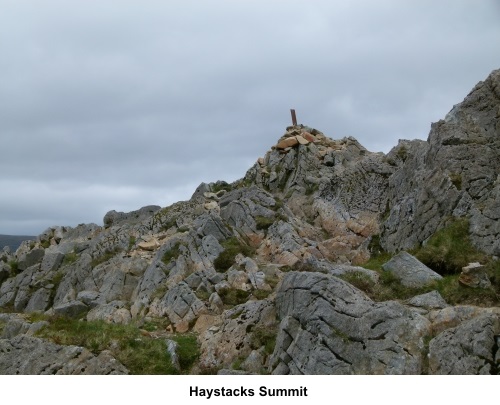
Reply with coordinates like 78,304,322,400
382,251,442,287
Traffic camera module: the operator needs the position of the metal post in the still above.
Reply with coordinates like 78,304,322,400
290,109,297,126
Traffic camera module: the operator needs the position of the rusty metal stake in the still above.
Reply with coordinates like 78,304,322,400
290,109,297,126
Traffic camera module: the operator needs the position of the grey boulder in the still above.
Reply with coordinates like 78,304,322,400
382,251,442,287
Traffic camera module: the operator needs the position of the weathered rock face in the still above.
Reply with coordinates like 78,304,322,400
198,299,277,370
103,205,161,229
0,335,128,375
429,313,500,375
271,272,430,374
382,69,500,255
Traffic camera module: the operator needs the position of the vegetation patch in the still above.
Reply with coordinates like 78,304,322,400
195,289,211,301
62,252,78,266
142,317,171,333
292,261,318,273
252,289,272,300
434,274,499,306
151,285,168,301
161,216,179,231
449,172,462,190
48,270,65,306
36,316,200,374
91,247,122,268
396,145,408,161
218,288,251,306
339,272,377,296
305,183,319,196
249,325,277,356
170,334,200,370
40,240,51,249
255,216,275,231
231,356,245,370
211,181,232,194
8,260,19,274
213,237,255,272
162,242,182,265
264,274,280,289
413,218,487,275
128,236,136,251
272,198,284,211
359,219,500,305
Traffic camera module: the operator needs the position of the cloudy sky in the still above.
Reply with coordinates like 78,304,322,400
1,0,500,236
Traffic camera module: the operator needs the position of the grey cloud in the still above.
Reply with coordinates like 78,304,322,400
1,0,500,235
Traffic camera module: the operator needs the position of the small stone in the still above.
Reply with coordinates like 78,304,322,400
301,132,316,142
138,239,159,251
406,291,448,310
165,339,181,371
295,135,309,145
203,192,219,200
204,201,218,210
458,262,491,289
276,137,299,149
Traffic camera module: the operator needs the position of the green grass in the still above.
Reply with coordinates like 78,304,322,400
8,260,19,274
218,288,251,306
396,145,408,161
142,317,171,332
40,240,51,249
305,183,319,196
359,252,393,272
195,289,211,301
339,272,377,296
272,198,284,211
213,237,255,272
162,242,182,265
252,289,272,300
341,269,429,301
249,325,277,356
36,316,200,374
62,252,78,266
354,218,500,305
413,218,487,275
211,181,232,193
91,247,122,268
170,334,200,370
128,236,136,251
255,216,275,231
434,274,499,306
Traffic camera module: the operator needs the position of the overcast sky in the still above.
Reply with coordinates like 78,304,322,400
1,0,500,236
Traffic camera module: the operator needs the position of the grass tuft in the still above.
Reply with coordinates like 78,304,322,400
413,218,487,275
162,242,182,265
213,237,255,272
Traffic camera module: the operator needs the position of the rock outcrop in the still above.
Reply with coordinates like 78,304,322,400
1,69,500,374
271,272,430,374
0,335,128,375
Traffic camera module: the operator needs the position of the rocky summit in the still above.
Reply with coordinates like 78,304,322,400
1,69,500,375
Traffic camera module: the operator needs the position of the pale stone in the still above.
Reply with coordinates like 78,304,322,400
295,135,309,145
